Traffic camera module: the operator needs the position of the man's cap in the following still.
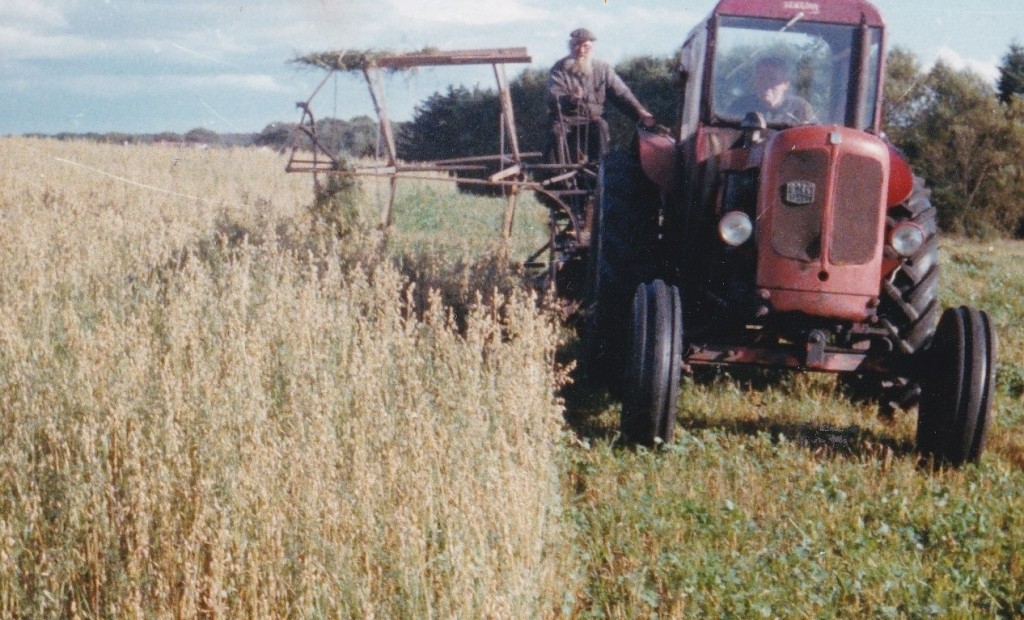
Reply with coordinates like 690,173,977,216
570,28,596,42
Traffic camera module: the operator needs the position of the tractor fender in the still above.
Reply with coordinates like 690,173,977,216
887,144,914,207
636,126,677,190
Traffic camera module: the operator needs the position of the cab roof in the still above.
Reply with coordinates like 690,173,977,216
712,0,884,27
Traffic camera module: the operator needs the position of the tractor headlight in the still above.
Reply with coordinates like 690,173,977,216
889,221,925,257
718,211,753,246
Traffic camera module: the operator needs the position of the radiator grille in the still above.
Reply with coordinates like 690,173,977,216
770,150,827,262
831,154,884,265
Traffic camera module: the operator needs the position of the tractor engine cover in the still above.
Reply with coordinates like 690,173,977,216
755,125,891,322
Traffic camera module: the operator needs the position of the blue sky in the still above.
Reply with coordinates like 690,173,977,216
2,0,1022,135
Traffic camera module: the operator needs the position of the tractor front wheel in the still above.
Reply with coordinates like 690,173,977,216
916,306,996,466
621,280,682,446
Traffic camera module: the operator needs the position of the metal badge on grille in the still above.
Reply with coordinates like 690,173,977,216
784,180,816,205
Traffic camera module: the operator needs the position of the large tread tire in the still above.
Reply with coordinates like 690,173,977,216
879,178,940,355
621,280,682,446
916,306,997,466
581,149,660,391
844,178,940,414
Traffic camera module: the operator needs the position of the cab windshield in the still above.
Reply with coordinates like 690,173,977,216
712,16,881,129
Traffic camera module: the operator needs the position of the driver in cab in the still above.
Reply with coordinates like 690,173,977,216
728,56,815,125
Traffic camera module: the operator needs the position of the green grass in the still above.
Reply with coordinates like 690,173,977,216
341,172,550,260
559,238,1024,618
561,372,1024,617
565,435,1023,617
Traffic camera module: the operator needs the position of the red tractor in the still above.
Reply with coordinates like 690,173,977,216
582,0,996,465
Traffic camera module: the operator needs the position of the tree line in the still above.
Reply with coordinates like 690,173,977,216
31,117,384,155
885,44,1024,236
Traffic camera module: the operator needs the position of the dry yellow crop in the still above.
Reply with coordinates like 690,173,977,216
0,137,569,617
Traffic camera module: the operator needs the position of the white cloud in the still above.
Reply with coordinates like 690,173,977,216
385,0,550,26
0,26,101,59
57,72,289,97
183,73,288,93
934,46,1000,83
169,43,245,69
0,25,231,68
0,0,67,28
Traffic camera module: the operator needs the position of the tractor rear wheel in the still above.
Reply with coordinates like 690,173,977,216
621,280,682,446
581,149,660,391
879,178,940,355
841,178,939,413
916,306,996,466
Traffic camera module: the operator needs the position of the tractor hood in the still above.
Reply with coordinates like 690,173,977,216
755,125,891,322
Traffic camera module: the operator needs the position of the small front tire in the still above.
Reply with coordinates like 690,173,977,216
621,280,682,446
916,306,996,466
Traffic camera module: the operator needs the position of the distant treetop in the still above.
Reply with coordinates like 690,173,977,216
997,40,1024,105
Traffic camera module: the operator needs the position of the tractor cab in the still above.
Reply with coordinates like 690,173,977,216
676,0,885,141
710,9,884,131
651,0,901,331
